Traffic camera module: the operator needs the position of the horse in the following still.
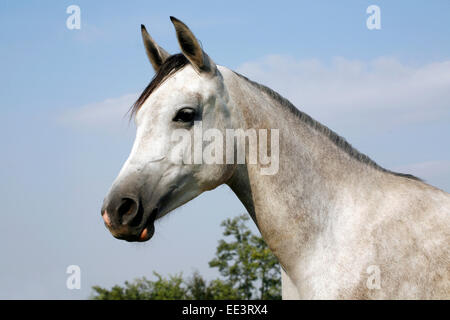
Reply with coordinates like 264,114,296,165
101,17,450,299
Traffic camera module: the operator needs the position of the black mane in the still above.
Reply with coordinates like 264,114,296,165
130,54,189,118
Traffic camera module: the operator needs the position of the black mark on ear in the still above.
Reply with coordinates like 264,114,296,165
179,36,197,57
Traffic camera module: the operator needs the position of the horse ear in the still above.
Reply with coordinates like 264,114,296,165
141,24,170,72
170,16,216,75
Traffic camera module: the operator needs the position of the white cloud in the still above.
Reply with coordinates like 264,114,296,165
58,93,137,133
236,55,450,129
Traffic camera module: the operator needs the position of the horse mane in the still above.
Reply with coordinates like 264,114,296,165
233,72,422,181
130,54,189,118
129,53,420,181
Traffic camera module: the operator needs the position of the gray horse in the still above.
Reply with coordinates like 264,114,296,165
101,17,450,299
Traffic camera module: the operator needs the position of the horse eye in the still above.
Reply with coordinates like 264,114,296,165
173,108,196,123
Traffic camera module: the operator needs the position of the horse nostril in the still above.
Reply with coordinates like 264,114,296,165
105,195,144,229
117,197,143,227
118,198,137,217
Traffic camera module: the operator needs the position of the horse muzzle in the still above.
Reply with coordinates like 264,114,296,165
101,194,158,242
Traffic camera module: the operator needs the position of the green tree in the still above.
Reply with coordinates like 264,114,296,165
91,272,240,300
91,272,187,300
209,214,281,299
185,272,241,300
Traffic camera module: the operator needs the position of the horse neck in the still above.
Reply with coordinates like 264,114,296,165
222,68,381,273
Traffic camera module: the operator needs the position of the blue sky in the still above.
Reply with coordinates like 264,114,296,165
0,1,449,299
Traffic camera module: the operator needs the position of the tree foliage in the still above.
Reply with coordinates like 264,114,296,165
91,214,281,300
91,273,187,300
91,272,240,300
209,214,281,299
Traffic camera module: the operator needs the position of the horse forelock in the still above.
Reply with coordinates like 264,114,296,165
130,54,189,118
